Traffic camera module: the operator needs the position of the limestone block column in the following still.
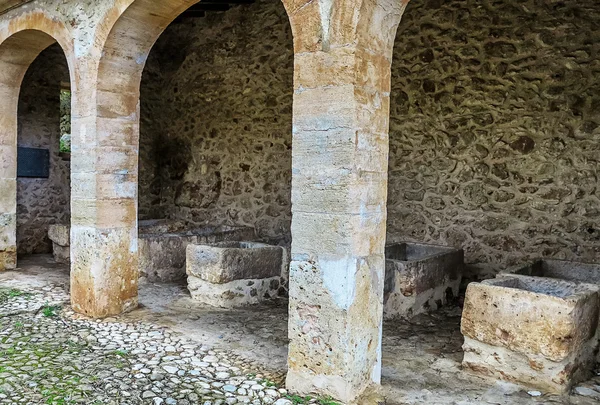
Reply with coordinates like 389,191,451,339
69,0,209,317
0,80,18,270
0,91,17,271
69,60,140,318
284,0,406,402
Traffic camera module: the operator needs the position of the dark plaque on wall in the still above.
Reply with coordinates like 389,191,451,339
17,147,50,178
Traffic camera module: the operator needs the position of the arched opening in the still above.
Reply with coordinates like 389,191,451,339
75,0,294,316
137,0,293,284
384,0,600,400
0,29,73,272
17,43,71,266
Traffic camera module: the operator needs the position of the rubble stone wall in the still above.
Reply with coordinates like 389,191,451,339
139,0,294,244
138,0,600,273
17,44,71,254
387,0,600,275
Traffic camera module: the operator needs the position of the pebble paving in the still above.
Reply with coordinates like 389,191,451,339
0,286,301,405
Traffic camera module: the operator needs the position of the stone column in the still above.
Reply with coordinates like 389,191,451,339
69,60,140,318
0,81,18,271
284,0,405,402
68,0,202,317
0,30,57,271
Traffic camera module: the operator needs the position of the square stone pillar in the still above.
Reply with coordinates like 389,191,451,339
286,46,392,403
0,80,21,271
0,112,17,271
69,78,140,317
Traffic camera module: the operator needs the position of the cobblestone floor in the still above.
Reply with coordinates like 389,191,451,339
0,285,296,405
2,256,600,405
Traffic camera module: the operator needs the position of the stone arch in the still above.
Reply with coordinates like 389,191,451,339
96,0,299,125
0,13,75,271
71,0,299,317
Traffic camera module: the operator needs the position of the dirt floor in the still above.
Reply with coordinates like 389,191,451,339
2,255,600,404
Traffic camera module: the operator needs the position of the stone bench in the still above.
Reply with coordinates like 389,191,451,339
461,275,600,393
186,241,285,308
384,242,463,319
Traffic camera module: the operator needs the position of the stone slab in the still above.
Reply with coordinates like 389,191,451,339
462,336,597,394
502,258,600,285
48,224,69,246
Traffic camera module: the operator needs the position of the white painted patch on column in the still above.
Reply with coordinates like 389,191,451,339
321,257,357,310
318,0,334,51
371,322,383,383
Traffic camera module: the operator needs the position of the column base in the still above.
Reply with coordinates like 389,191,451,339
286,370,362,404
0,248,16,271
70,226,139,318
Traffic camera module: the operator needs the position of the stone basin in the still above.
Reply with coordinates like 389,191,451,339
501,258,600,285
48,221,257,282
186,241,286,308
139,224,257,282
461,275,600,393
384,242,464,319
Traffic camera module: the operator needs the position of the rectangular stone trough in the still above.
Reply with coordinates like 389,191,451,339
502,258,600,285
48,220,257,282
501,258,600,362
384,242,463,319
186,241,285,308
139,223,257,282
461,275,600,393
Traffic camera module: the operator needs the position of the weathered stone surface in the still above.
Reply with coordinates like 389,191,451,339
131,0,600,280
187,241,284,284
186,241,284,307
0,214,16,271
138,219,186,235
501,258,600,363
187,275,281,308
139,0,293,245
387,0,600,273
49,221,256,282
384,242,463,319
502,259,600,285
0,15,74,272
3,0,598,402
70,226,139,318
285,0,408,400
48,224,69,247
51,244,69,264
140,225,257,282
461,275,600,393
